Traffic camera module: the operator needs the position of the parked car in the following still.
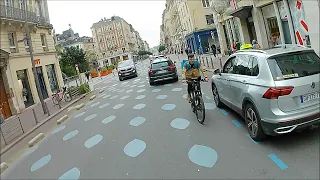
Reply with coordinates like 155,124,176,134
211,44,320,141
118,60,138,81
148,58,178,85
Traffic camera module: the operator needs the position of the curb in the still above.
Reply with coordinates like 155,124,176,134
90,95,96,100
28,133,45,147
0,93,88,155
75,103,85,110
0,162,8,174
57,115,69,125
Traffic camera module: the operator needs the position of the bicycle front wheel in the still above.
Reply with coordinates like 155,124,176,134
52,96,60,105
195,96,205,124
64,93,72,102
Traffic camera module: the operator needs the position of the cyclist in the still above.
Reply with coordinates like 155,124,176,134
182,54,208,102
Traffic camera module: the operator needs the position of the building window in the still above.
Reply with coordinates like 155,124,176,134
205,14,214,25
46,64,59,93
40,34,48,51
8,32,17,53
201,0,210,7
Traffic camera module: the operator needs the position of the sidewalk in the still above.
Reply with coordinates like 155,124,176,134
0,92,94,165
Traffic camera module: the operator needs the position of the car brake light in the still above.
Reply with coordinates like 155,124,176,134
262,86,294,99
168,65,175,70
149,69,154,73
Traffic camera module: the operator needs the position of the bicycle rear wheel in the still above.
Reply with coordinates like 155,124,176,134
195,96,205,124
52,96,60,105
64,92,72,102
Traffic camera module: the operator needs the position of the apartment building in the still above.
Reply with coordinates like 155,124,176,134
0,0,64,119
161,0,217,54
91,16,146,65
210,0,320,56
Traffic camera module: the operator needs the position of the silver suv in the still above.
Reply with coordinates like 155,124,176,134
211,45,320,141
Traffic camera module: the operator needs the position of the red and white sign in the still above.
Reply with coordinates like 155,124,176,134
75,64,79,71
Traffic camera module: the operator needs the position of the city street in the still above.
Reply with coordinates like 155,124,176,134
1,56,319,179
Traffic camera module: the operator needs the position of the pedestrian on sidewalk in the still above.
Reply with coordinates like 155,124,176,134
85,71,90,82
211,44,217,57
252,40,261,49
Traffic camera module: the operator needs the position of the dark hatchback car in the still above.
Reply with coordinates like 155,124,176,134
118,60,138,81
148,58,178,85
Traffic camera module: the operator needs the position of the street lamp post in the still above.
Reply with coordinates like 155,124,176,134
23,0,48,114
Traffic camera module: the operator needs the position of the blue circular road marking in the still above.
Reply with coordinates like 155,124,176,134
172,88,182,92
126,89,133,93
31,154,51,172
99,103,109,109
129,117,146,126
110,95,119,99
161,104,176,111
164,84,173,87
120,95,129,100
63,130,79,141
152,89,161,93
137,89,146,93
135,95,146,100
52,125,66,134
102,115,116,124
58,167,80,180
124,139,146,157
188,145,218,168
113,104,124,109
84,134,103,148
74,112,85,118
133,104,146,110
156,95,167,99
170,118,190,130
90,102,100,107
84,114,97,121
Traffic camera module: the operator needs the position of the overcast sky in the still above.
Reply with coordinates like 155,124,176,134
47,0,166,48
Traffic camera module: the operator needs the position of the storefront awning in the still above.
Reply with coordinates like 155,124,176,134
0,49,9,68
228,6,253,19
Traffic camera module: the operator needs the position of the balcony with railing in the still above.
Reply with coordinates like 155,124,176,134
0,5,52,28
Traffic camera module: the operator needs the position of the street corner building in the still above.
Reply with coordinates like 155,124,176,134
0,0,64,120
212,0,320,56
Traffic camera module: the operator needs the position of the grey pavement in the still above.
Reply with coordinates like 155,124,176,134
1,56,319,179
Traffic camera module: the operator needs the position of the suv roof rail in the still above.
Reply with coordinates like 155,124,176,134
236,49,267,54
273,44,308,49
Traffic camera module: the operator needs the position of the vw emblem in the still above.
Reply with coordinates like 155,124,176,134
311,82,315,89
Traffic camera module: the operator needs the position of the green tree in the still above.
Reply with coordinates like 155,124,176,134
59,46,89,76
158,45,165,52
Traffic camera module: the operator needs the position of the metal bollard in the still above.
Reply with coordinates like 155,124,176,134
45,102,51,116
211,57,214,69
206,57,209,68
219,57,223,69
32,109,39,124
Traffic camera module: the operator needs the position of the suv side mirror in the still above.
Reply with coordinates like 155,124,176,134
174,61,177,63
214,69,221,75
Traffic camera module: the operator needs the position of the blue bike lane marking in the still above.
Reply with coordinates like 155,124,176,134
268,154,288,170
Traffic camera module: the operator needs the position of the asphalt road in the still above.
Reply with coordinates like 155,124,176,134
1,56,319,179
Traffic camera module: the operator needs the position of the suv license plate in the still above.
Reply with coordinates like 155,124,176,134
301,92,320,103
157,70,167,74
125,73,131,75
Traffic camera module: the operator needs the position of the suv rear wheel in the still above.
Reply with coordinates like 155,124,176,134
244,103,266,141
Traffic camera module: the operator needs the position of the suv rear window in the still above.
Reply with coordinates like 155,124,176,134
267,51,320,80
152,61,172,69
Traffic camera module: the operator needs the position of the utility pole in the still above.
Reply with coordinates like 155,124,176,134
23,0,48,114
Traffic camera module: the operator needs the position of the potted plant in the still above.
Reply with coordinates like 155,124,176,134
90,68,99,78
100,67,109,76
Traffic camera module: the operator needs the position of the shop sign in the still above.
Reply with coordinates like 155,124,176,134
34,59,40,65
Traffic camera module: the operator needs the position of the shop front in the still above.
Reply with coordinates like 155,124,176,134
185,28,218,55
8,53,64,111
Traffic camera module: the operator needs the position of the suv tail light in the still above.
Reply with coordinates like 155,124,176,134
149,69,154,73
168,65,175,70
262,86,294,99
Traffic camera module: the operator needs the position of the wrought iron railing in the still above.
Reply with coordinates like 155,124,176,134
0,5,52,27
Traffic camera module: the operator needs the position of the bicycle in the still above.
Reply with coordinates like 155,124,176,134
52,87,72,105
188,78,207,124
